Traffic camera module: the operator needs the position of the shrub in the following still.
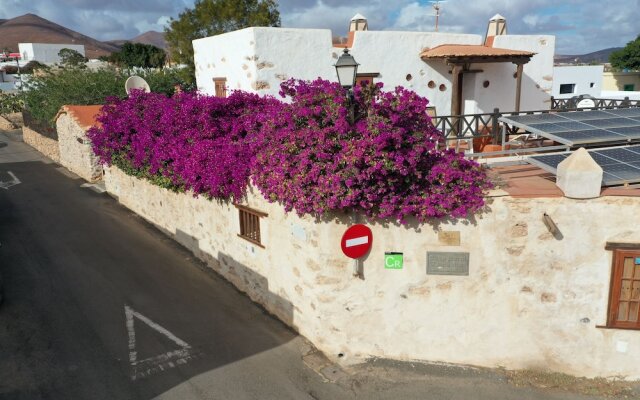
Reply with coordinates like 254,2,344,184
2,60,49,74
89,80,492,223
21,67,192,128
251,79,492,222
88,90,276,201
0,92,25,115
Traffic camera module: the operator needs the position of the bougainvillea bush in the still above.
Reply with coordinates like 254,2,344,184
88,80,492,223
251,79,492,222
88,90,276,201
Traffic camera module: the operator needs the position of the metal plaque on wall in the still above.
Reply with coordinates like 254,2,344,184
427,252,469,276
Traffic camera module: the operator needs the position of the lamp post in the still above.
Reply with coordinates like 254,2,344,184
334,48,359,124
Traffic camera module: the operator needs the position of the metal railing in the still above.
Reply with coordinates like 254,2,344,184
432,96,640,144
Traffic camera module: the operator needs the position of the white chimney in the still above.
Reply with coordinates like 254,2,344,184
349,13,368,32
485,13,507,45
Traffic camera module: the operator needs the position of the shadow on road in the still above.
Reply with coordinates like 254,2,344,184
0,160,299,400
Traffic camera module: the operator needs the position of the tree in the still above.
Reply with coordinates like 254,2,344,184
108,42,167,68
609,35,640,71
58,48,87,68
165,0,280,83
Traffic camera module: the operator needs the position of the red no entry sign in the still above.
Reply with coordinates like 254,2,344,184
341,224,373,259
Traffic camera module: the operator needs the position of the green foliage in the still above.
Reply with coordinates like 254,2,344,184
2,61,49,74
138,68,195,94
108,42,167,68
21,67,191,128
58,48,87,68
609,36,640,71
0,92,25,115
165,0,280,83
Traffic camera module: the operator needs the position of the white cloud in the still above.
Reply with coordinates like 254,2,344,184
0,0,637,53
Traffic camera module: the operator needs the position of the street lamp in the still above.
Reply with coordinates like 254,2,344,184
334,48,359,89
334,49,359,123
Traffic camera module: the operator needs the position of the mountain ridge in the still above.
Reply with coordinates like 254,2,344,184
0,13,166,59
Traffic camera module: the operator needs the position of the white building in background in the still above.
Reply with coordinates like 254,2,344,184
18,43,86,64
551,65,603,99
193,14,555,115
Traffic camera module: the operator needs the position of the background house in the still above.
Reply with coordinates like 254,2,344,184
551,65,603,99
18,43,85,64
193,14,555,116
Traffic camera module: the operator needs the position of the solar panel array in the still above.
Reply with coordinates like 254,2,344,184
528,145,640,186
500,108,640,146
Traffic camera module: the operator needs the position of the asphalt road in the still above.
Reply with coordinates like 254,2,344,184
0,130,623,400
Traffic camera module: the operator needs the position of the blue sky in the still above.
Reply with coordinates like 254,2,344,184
1,0,638,54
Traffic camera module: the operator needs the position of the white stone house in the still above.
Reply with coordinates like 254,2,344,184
193,14,555,116
552,65,604,99
18,43,86,64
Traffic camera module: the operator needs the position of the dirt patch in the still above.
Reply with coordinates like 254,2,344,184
504,369,640,398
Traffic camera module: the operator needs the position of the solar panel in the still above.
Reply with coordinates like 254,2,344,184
527,144,640,186
500,108,640,146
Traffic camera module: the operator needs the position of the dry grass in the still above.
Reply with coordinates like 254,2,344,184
504,369,639,398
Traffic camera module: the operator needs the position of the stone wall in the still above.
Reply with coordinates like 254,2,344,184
22,126,60,162
104,165,640,380
56,113,102,182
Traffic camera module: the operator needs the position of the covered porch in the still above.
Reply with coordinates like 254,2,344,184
420,44,535,116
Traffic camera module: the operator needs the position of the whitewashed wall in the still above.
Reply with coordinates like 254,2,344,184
552,65,604,99
18,43,86,64
194,29,554,114
105,165,640,380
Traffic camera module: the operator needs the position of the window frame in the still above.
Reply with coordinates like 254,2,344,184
606,249,640,330
623,84,635,92
559,83,576,94
235,204,267,248
355,72,380,87
213,77,227,98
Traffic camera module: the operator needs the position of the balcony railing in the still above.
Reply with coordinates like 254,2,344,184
433,96,640,144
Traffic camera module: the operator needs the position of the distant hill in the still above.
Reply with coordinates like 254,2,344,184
0,13,121,58
105,31,167,50
131,31,167,49
555,47,622,64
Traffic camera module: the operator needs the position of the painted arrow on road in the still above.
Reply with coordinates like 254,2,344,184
0,171,20,190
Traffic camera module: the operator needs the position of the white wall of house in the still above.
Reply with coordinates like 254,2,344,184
552,65,604,99
18,43,86,64
193,28,555,115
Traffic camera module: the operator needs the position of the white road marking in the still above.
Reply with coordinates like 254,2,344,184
0,171,20,190
346,236,368,247
124,305,197,381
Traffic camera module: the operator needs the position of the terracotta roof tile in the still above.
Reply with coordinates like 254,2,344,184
421,44,535,59
55,105,103,130
489,165,563,198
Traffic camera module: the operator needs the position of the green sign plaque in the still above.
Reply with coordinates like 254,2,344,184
385,252,403,269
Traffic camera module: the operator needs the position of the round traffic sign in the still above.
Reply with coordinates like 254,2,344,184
341,224,373,259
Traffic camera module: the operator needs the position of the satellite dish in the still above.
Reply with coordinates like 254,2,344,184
571,94,596,109
125,76,151,95
576,98,596,108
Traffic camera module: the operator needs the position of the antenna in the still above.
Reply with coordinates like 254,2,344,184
430,1,447,32
125,76,151,95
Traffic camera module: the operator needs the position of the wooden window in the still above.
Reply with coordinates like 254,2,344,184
213,77,227,98
235,204,267,247
607,250,640,329
356,73,379,87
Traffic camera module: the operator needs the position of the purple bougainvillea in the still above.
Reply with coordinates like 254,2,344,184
88,81,492,223
251,79,492,222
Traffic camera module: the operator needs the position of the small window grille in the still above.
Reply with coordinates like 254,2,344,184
236,204,267,247
213,77,227,98
559,83,576,94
